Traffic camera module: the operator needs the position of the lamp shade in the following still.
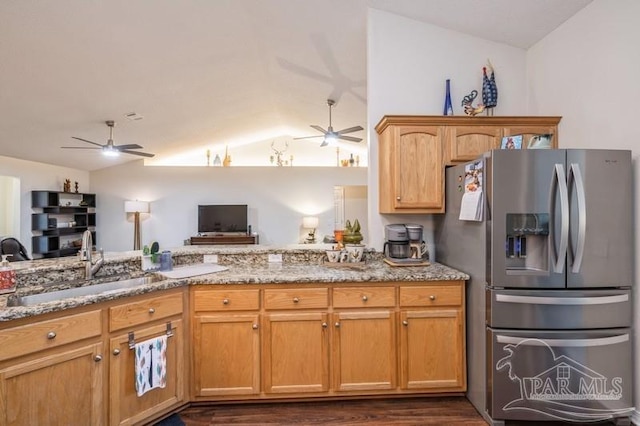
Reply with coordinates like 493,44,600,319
302,216,319,229
124,200,150,214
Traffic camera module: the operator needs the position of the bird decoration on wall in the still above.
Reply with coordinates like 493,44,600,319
461,90,485,116
482,60,498,115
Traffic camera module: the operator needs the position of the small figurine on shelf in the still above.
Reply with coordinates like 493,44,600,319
461,90,485,116
63,179,71,193
74,181,79,193
482,60,498,116
222,146,231,167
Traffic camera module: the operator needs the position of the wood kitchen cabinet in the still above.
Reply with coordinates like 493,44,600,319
263,288,330,394
0,310,105,425
108,290,186,426
192,288,261,398
399,283,465,392
376,123,444,214
332,286,397,392
375,116,561,213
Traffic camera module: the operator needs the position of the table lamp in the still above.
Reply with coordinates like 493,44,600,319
125,200,150,250
303,216,319,244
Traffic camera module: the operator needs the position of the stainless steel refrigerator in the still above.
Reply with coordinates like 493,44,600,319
435,149,634,425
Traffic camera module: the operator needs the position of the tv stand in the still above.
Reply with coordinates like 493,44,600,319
190,235,258,245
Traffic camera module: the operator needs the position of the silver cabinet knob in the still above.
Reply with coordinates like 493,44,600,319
113,348,121,356
293,297,300,303
94,355,103,362
322,322,328,328
362,295,368,302
403,320,409,326
148,307,155,314
334,322,340,328
223,298,229,305
429,295,436,301
252,324,259,330
47,331,56,340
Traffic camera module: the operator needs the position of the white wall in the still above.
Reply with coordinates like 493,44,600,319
90,160,367,251
526,0,640,420
0,155,89,254
366,8,528,249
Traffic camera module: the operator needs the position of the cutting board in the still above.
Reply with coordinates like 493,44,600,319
159,263,228,279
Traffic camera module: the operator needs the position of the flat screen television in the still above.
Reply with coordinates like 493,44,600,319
198,204,248,234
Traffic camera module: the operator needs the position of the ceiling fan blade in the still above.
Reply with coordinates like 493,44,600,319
121,150,155,158
310,125,327,134
114,144,143,150
61,146,101,149
337,135,362,143
337,125,364,135
293,135,322,140
71,137,103,147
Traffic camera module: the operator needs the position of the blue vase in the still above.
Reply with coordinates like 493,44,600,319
443,79,453,116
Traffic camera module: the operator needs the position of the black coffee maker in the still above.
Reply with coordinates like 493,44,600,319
383,224,411,259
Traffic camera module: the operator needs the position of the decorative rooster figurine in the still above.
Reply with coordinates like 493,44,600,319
461,90,485,116
482,60,498,115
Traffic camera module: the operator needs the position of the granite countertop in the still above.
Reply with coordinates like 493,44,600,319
0,245,469,323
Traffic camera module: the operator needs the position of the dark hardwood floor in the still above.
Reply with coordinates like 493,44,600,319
171,396,489,425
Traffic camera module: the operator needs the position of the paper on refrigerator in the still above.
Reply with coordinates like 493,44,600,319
459,160,484,221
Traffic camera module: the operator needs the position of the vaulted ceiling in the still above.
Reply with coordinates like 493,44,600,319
0,0,592,171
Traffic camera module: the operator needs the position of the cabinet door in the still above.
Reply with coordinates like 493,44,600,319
263,312,329,394
399,309,465,391
109,319,185,426
0,342,104,426
502,125,558,149
394,126,443,211
445,125,502,164
193,313,260,397
332,310,396,392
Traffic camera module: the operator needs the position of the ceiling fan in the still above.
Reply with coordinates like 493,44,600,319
62,120,155,158
294,99,363,147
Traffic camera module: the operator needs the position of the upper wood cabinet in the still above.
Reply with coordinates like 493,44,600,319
375,116,561,213
376,122,444,214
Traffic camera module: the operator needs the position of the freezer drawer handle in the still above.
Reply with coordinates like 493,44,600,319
495,293,628,305
497,333,628,348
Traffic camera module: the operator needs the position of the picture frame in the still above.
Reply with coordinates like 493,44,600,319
501,135,523,150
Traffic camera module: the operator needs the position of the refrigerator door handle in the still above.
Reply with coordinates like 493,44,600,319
569,163,587,273
550,164,569,273
495,293,629,305
496,333,629,348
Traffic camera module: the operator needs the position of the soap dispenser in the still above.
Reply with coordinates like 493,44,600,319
0,255,17,294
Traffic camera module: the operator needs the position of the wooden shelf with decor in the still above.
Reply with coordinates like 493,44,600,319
31,190,97,259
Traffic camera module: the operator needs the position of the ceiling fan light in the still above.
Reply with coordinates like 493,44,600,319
323,134,337,146
102,146,120,157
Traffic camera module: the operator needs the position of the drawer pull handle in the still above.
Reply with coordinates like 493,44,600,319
293,297,300,303
148,308,155,314
113,349,121,356
252,324,259,330
403,320,409,326
429,295,436,301
322,322,328,328
334,322,340,328
362,295,368,302
94,355,103,362
223,298,230,305
47,331,56,340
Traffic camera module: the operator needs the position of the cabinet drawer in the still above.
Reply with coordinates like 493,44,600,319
400,285,462,307
333,286,395,308
0,310,102,361
109,292,183,331
194,289,260,312
264,288,328,310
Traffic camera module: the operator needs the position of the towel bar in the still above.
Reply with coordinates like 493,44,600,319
128,321,174,350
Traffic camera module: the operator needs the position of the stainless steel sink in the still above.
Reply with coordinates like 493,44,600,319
11,276,163,307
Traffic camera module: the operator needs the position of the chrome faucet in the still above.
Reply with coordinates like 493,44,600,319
80,230,104,279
